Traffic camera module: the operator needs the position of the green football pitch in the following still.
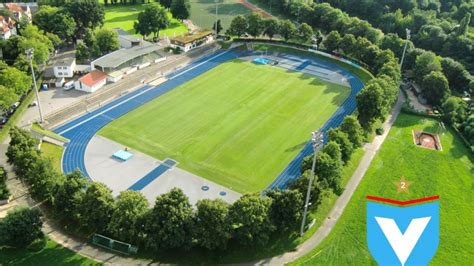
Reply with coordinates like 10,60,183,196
293,113,474,265
99,60,349,193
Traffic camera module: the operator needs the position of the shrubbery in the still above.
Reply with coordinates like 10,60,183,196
6,127,309,252
0,167,10,201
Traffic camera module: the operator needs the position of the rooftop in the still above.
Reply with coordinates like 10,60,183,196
55,57,75,67
171,31,213,45
79,70,108,87
92,44,162,69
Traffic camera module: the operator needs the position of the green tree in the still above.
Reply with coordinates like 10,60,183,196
263,18,279,39
18,25,54,65
108,190,149,244
227,15,247,37
159,0,172,9
246,13,264,38
95,28,119,55
340,115,364,148
229,194,275,246
327,129,353,164
356,83,385,130
194,199,232,250
315,150,343,194
65,0,105,36
440,57,471,93
0,61,32,96
75,42,90,62
53,170,88,224
298,23,313,43
289,170,325,207
442,96,467,126
0,85,18,113
170,0,190,21
79,182,115,234
134,3,170,39
0,207,43,248
267,189,303,231
323,31,341,52
279,19,297,41
456,13,471,36
33,6,76,41
213,19,223,35
422,71,450,105
144,188,194,250
27,157,64,202
414,51,442,84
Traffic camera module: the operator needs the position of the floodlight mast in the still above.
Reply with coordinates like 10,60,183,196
25,48,44,124
399,28,411,71
300,131,324,236
215,0,218,37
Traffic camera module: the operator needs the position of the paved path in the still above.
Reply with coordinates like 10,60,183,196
251,93,405,265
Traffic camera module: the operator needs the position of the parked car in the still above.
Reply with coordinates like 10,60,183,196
0,116,8,127
6,102,19,115
29,101,38,107
63,81,75,90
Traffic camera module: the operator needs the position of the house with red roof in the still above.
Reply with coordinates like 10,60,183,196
3,3,32,22
74,70,108,93
0,15,16,40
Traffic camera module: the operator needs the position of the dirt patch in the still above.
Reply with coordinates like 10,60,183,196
412,130,442,151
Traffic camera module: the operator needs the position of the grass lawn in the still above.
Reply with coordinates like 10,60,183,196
32,123,69,143
190,0,251,31
101,3,187,37
40,142,64,172
0,238,99,266
99,59,349,193
293,113,474,265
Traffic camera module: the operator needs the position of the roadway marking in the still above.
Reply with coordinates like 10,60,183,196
58,51,230,136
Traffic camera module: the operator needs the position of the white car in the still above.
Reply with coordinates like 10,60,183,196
63,81,75,90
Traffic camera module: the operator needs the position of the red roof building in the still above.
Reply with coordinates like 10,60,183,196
0,15,16,40
75,70,108,93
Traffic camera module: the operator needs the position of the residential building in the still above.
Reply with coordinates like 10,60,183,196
0,16,16,40
75,70,108,93
170,31,214,53
2,3,32,22
54,58,76,78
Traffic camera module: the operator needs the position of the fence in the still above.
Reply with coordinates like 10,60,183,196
92,234,138,255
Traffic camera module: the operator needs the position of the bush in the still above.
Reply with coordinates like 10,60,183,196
27,235,47,251
375,128,384,135
0,207,43,248
0,167,10,201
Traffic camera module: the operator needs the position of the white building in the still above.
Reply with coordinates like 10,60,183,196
54,58,76,78
75,70,108,93
170,31,214,53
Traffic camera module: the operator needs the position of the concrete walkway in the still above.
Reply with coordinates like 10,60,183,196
250,93,405,265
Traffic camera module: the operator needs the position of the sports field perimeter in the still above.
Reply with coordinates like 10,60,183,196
99,59,349,193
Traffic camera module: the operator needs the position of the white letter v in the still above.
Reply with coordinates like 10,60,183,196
375,216,431,266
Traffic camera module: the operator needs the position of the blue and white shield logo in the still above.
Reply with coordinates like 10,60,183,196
367,199,439,266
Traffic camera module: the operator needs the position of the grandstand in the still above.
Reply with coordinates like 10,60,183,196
91,44,166,74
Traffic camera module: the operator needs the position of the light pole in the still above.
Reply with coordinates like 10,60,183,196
399,28,411,71
214,0,219,37
25,48,44,124
300,131,324,236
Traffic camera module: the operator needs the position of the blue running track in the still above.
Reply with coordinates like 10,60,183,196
54,49,364,191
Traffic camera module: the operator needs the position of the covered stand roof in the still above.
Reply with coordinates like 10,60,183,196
92,44,162,69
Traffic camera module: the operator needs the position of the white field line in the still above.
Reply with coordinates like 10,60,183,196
58,51,230,135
